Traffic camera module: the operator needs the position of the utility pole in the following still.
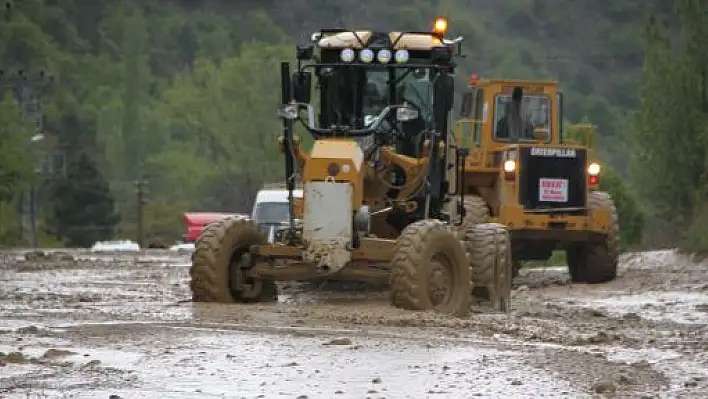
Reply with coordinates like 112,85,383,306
0,68,53,248
135,179,148,248
4,1,12,23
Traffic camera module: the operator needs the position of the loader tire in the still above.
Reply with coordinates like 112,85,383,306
389,219,470,316
567,191,619,284
465,223,512,312
511,260,522,279
455,195,491,239
190,215,277,303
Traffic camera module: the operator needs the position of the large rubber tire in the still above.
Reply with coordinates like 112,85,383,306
511,260,522,279
455,195,491,239
465,223,512,312
190,215,277,303
568,191,620,283
389,219,470,316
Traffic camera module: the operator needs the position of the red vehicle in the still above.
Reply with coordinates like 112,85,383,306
183,212,237,242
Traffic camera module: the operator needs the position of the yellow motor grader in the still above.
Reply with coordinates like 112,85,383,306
189,19,512,315
452,76,619,282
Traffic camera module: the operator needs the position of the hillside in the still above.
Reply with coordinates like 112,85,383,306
0,0,677,246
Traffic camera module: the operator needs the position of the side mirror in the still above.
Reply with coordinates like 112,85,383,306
396,104,419,122
292,72,311,104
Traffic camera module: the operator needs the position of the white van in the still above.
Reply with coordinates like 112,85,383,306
251,188,303,243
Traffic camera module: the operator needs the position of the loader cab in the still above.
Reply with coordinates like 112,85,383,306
458,78,563,152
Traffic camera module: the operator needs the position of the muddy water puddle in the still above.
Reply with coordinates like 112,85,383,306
1,324,588,398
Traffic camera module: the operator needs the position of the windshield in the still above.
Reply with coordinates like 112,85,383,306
317,65,433,131
253,202,290,224
493,94,551,142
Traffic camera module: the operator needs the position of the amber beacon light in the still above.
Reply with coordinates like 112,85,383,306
433,17,448,35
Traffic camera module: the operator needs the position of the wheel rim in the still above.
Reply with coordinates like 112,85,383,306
229,252,262,299
428,253,454,307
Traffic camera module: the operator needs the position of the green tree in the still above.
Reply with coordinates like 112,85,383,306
0,97,35,203
0,97,37,245
0,0,687,247
629,4,708,249
566,122,645,249
48,152,120,247
151,42,294,211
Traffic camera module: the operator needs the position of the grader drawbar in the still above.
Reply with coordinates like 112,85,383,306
189,19,512,316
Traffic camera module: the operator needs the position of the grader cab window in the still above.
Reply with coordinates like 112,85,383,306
317,65,433,130
493,93,551,143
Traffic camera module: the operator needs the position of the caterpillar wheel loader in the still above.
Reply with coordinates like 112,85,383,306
189,19,513,316
452,76,619,283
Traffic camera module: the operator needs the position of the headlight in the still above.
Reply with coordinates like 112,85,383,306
340,48,355,62
587,162,601,176
503,159,516,172
394,49,409,63
359,49,374,63
377,49,392,64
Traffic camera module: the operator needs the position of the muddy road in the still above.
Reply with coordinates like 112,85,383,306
1,249,707,398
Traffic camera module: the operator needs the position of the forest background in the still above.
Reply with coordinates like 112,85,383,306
1,0,706,254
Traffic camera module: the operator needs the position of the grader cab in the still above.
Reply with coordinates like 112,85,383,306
453,77,619,283
189,19,513,316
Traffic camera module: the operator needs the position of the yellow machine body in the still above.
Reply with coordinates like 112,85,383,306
454,78,613,261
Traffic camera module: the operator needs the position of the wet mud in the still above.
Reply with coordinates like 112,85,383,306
1,248,707,398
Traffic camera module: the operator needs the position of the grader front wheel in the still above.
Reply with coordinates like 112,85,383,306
190,216,277,303
465,223,512,312
389,219,470,316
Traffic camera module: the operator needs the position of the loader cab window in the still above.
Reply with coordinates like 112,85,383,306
557,91,564,143
459,88,484,148
494,93,551,143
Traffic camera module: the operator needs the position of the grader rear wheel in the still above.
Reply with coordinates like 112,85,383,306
567,191,619,284
465,223,512,312
455,195,491,239
190,216,277,303
389,219,470,316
